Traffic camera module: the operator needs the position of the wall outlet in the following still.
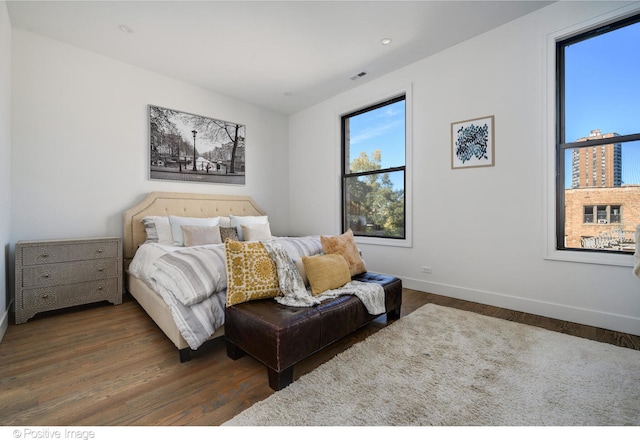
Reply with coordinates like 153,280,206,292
421,266,432,274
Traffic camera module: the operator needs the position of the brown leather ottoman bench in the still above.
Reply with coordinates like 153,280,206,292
224,272,402,390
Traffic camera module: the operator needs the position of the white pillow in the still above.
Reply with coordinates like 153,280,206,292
218,216,232,228
141,216,174,246
230,215,269,241
242,223,272,241
168,215,221,246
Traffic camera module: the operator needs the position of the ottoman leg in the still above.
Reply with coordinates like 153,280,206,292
268,366,294,391
387,306,401,321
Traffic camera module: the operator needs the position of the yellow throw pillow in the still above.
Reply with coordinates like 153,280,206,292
225,240,280,306
302,254,351,296
320,229,367,277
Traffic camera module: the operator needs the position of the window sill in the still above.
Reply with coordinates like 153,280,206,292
354,235,412,248
545,248,634,267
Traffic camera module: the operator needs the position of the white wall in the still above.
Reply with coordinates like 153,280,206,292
11,29,290,244
289,1,640,335
7,2,640,339
0,1,11,341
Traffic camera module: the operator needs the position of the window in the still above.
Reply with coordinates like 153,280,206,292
341,95,406,240
611,206,621,223
556,13,640,254
583,205,622,224
583,206,594,224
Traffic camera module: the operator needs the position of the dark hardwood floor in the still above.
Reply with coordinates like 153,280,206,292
1,288,638,426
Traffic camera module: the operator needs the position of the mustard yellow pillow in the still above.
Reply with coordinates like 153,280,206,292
225,240,280,306
320,229,367,277
302,254,351,296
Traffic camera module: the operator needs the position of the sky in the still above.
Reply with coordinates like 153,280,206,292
172,114,216,154
564,17,640,186
348,99,406,190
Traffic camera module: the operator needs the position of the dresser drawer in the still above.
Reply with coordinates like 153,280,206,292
21,278,120,310
20,240,119,266
21,258,119,288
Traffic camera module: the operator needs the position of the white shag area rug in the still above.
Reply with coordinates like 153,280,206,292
223,303,640,426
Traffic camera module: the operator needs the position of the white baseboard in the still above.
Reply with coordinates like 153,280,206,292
401,276,640,337
0,302,9,345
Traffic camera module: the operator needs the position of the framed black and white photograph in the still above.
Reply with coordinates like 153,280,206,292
451,115,494,169
149,105,246,184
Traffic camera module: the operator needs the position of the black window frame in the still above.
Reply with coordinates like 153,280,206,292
341,94,406,240
556,13,640,254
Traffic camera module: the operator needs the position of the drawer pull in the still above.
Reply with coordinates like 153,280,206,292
98,286,103,291
97,268,104,272
42,293,49,299
41,253,49,258
42,274,50,279
96,249,104,254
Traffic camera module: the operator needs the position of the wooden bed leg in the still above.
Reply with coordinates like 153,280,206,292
268,366,293,391
226,340,246,360
179,347,191,363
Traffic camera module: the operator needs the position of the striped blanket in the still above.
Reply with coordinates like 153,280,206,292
137,236,323,349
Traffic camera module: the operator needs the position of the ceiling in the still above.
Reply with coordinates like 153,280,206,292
7,0,553,115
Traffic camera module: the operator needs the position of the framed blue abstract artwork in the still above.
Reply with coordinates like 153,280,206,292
451,115,495,169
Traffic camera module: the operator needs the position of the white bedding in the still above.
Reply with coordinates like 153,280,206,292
128,242,178,283
129,236,324,350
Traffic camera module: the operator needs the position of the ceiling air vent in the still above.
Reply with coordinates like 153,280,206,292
350,71,367,81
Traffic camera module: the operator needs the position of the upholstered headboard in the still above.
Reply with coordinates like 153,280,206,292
123,191,266,268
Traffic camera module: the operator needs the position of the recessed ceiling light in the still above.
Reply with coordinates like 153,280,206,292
118,24,134,34
380,38,392,46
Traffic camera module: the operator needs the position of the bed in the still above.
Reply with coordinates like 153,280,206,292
123,191,323,362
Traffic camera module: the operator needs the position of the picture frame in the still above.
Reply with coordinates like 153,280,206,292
451,115,494,169
149,105,246,185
